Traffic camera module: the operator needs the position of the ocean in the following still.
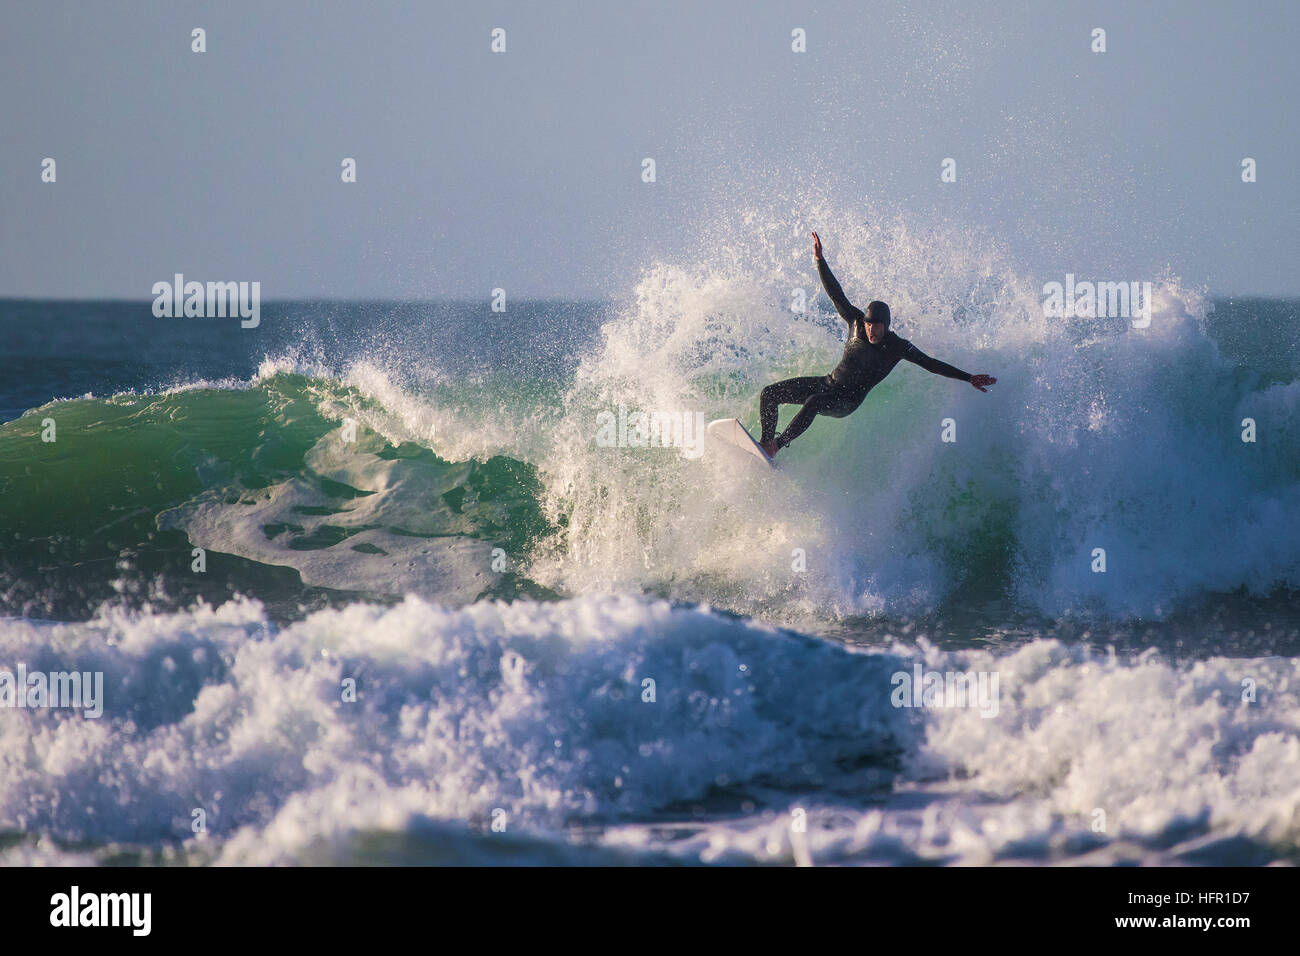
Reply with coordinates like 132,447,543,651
2,225,1298,865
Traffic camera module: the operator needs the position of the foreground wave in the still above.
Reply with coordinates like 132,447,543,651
1,593,1296,866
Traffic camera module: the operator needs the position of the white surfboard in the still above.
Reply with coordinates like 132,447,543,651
707,418,774,467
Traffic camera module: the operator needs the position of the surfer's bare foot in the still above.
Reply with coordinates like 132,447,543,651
760,439,779,458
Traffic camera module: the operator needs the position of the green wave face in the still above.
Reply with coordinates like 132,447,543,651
0,373,555,620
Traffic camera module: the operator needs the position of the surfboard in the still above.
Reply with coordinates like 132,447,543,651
707,418,774,467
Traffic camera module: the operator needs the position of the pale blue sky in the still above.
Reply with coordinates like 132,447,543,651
2,0,1297,298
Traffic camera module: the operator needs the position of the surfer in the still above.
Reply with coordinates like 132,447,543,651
758,232,996,458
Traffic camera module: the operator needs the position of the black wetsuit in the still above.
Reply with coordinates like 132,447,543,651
760,257,972,449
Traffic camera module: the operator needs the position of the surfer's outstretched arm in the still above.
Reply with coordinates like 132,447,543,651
902,343,997,392
902,343,970,381
811,232,864,325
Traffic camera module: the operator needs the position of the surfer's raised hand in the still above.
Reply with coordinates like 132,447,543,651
970,374,997,393
811,231,823,261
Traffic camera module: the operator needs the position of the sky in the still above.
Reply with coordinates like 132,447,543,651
2,0,1298,299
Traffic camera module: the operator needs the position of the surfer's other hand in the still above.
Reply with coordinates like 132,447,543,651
811,232,823,261
970,374,996,393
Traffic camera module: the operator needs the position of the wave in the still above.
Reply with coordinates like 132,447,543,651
528,204,1299,623
3,202,1297,625
0,369,555,619
1,593,1296,865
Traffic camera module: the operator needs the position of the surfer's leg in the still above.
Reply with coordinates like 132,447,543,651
775,392,835,449
759,377,826,444
775,387,864,449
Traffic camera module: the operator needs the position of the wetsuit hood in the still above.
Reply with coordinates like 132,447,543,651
866,300,891,327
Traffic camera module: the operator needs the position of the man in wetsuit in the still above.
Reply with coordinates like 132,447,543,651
758,232,996,458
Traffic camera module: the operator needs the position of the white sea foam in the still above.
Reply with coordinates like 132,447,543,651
1,594,1295,865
